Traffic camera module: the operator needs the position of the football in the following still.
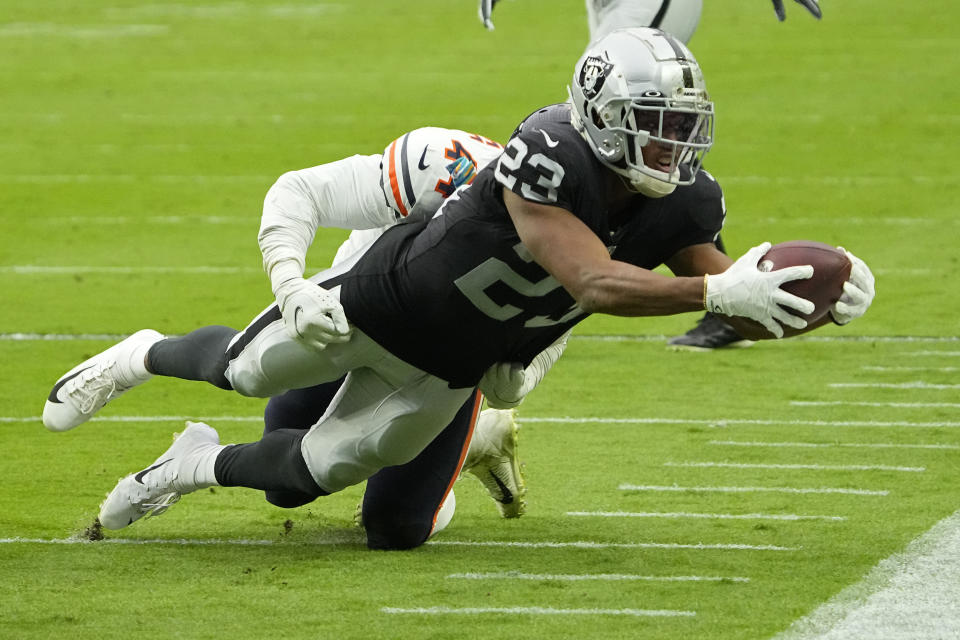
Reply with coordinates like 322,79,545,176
725,240,852,339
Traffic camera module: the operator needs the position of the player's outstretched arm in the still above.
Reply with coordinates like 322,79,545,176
503,189,704,316
258,158,389,350
771,0,822,21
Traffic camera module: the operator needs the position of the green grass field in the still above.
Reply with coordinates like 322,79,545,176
2,1,958,638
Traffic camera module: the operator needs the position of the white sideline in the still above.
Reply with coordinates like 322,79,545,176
447,572,750,583
664,462,925,473
618,484,889,496
772,508,960,640
566,511,845,522
381,606,696,617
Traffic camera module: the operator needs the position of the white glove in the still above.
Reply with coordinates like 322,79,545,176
271,262,351,350
480,332,569,408
480,362,527,409
705,242,815,338
830,248,875,325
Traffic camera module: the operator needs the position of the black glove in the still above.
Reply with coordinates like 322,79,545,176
772,0,822,21
479,0,501,30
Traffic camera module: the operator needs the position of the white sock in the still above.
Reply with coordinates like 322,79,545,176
428,491,456,539
173,443,226,493
125,339,155,383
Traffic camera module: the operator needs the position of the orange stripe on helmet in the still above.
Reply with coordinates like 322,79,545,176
386,140,408,217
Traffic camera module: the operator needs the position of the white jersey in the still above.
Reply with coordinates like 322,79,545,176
585,0,702,45
258,127,504,276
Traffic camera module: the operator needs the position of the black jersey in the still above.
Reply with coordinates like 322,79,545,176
336,103,725,388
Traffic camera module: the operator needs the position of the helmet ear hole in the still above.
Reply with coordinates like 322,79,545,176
589,107,605,130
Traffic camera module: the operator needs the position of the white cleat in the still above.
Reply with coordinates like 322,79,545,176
99,421,222,530
463,408,526,518
42,329,164,431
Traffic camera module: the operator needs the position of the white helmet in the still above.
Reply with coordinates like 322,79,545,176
568,27,714,198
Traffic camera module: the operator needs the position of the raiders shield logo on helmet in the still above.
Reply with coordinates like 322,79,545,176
579,56,613,99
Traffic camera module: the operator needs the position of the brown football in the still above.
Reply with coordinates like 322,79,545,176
724,240,852,340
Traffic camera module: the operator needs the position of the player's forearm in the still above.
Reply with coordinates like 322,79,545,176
574,261,705,317
259,171,322,276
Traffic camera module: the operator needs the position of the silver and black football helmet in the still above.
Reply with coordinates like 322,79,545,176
569,27,714,198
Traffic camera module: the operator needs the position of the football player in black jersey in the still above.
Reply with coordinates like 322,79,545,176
481,0,826,351
49,28,874,549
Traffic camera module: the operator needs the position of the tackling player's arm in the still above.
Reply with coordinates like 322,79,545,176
259,155,392,350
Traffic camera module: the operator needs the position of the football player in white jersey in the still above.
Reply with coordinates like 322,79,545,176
479,0,823,41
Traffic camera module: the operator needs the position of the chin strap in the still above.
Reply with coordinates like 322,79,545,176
622,171,677,198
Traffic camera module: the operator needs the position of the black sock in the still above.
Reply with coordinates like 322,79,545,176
214,428,328,498
146,325,236,390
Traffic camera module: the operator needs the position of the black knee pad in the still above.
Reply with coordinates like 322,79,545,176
264,490,318,509
363,512,432,551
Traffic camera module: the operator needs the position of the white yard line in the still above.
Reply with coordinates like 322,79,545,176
2,332,957,344
0,537,798,552
381,606,696,617
792,400,960,408
861,366,959,373
45,215,254,225
829,381,960,390
772,508,960,640
4,414,959,428
429,540,797,551
566,511,845,522
0,333,130,341
446,572,750,583
709,440,960,451
0,415,264,424
905,350,960,357
664,462,925,473
618,484,889,496
573,334,958,344
519,417,960,428
0,174,272,184
0,265,260,274
0,23,168,38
